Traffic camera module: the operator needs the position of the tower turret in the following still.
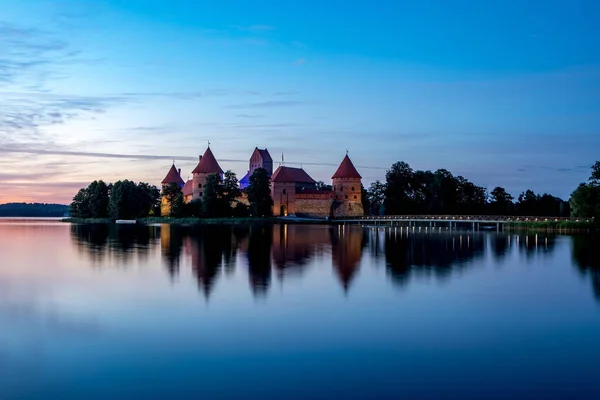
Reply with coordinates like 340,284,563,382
191,147,224,201
161,163,185,216
331,154,363,217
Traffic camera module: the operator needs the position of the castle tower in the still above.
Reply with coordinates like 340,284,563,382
160,163,185,216
192,147,224,201
331,154,364,217
240,147,273,189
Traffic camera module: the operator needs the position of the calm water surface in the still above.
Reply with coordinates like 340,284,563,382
1,220,599,399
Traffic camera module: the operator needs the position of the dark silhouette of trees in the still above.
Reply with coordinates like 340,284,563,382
201,171,242,217
591,161,600,182
187,199,203,217
361,184,370,215
570,162,600,224
515,190,569,216
202,173,223,217
108,180,160,219
489,187,514,215
383,162,487,215
246,168,273,217
70,180,110,218
381,160,574,216
136,182,161,217
367,180,385,215
315,181,333,191
0,203,69,217
384,161,415,214
222,170,242,211
162,182,186,218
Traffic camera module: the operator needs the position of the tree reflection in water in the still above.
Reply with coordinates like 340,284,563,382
71,224,158,265
572,234,600,302
246,224,273,297
70,223,600,300
384,228,485,287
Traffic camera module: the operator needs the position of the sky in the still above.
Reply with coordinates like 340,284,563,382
1,0,599,204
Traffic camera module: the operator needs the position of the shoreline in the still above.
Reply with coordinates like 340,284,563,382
59,217,597,232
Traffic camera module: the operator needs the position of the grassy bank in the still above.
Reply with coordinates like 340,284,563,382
504,220,596,231
62,217,279,225
138,217,278,225
62,217,114,224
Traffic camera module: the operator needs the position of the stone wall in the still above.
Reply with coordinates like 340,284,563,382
295,197,332,218
332,200,364,218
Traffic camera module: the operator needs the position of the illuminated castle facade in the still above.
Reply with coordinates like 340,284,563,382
161,146,364,218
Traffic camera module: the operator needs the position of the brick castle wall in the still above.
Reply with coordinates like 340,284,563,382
295,196,332,218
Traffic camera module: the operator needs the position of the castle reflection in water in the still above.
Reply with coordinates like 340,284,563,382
70,223,600,301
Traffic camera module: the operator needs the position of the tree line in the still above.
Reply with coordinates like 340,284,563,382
361,161,599,218
0,203,69,217
70,180,161,219
70,168,274,219
569,162,600,222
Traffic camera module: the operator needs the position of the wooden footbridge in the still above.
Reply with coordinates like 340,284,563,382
335,215,592,231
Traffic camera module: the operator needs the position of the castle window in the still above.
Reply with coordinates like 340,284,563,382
198,184,202,188
283,189,286,195
351,187,355,191
354,195,357,199
345,195,348,199
200,192,203,196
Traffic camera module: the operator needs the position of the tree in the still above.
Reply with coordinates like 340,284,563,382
316,181,333,191
162,182,186,218
570,183,600,220
202,173,224,218
591,161,600,184
108,180,139,219
455,176,487,215
516,189,538,215
361,184,370,215
247,167,273,217
187,199,203,218
489,187,514,215
384,161,415,215
136,182,160,217
70,180,109,218
222,170,242,213
367,180,386,215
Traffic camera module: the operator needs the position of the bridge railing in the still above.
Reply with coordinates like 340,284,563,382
336,215,593,223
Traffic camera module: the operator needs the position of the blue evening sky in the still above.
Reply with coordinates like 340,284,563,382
1,0,599,203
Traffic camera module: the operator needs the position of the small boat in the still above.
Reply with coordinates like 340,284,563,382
115,220,137,224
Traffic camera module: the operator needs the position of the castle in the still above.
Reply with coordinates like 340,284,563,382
161,146,364,218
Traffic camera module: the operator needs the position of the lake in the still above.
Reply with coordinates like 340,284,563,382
1,220,599,399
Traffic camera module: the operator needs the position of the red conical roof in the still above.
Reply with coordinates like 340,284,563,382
271,166,316,183
192,147,223,175
331,155,361,179
161,164,185,186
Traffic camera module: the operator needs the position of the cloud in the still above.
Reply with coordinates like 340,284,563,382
519,164,593,174
226,100,309,109
0,92,128,142
0,144,199,161
0,21,81,88
230,24,275,32
295,58,306,65
236,114,264,119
